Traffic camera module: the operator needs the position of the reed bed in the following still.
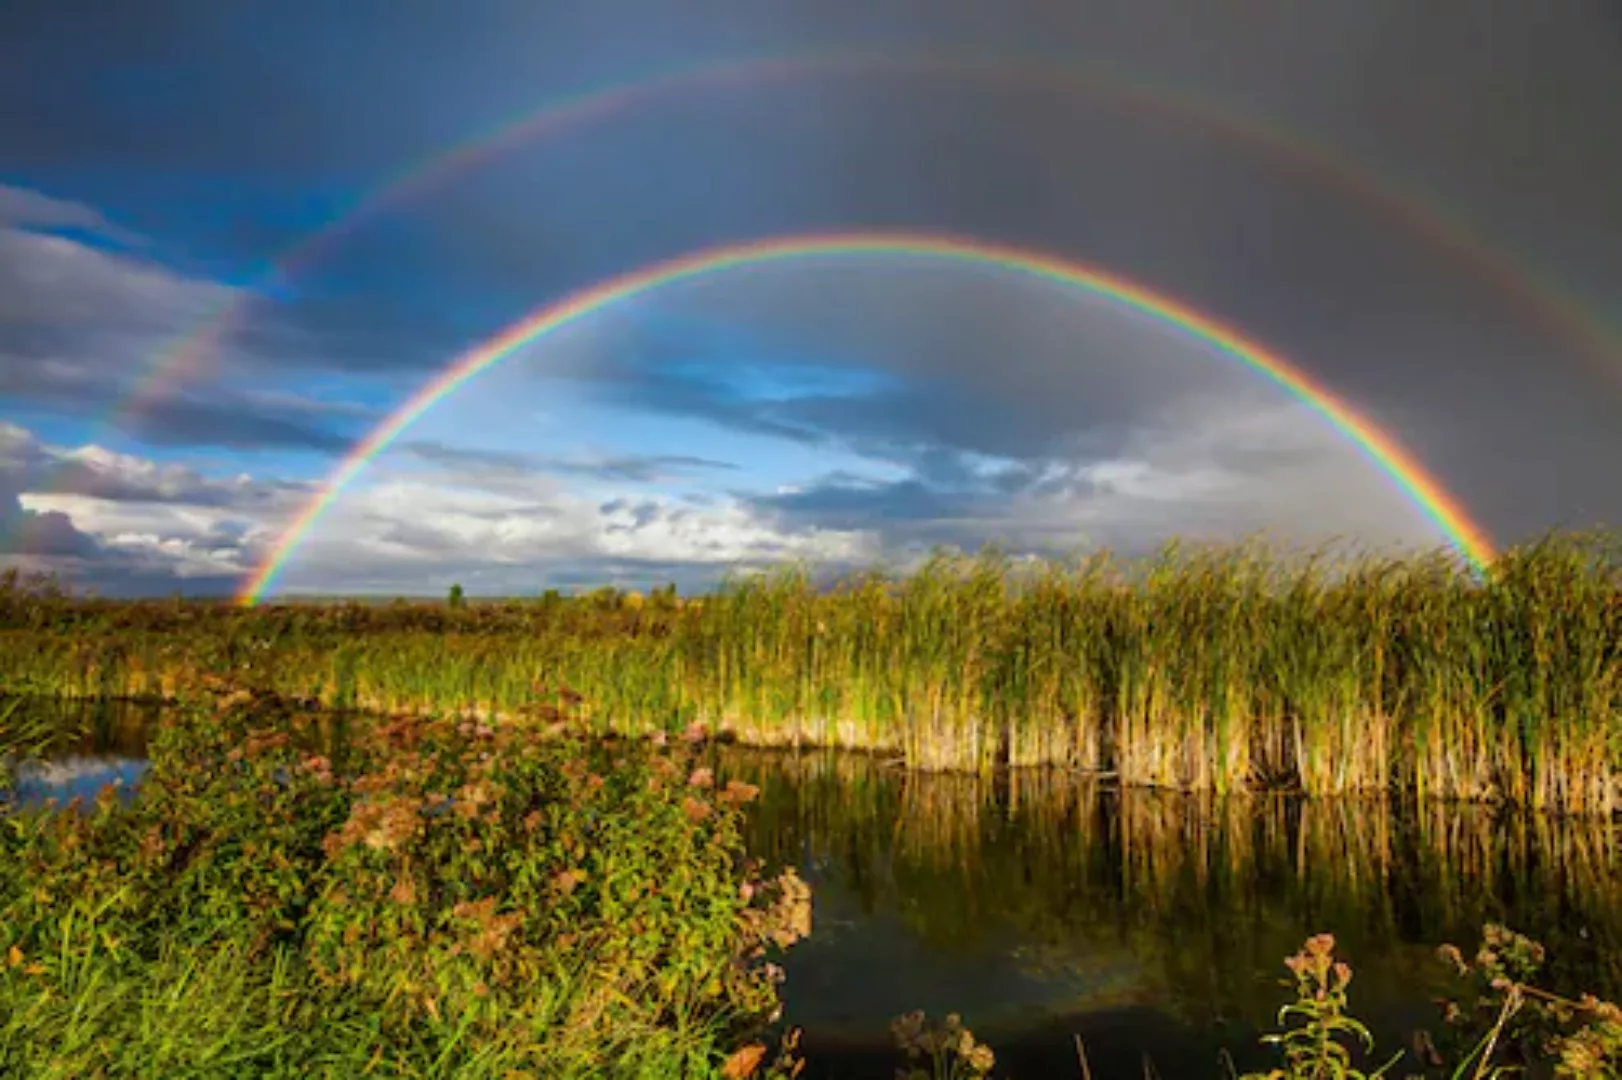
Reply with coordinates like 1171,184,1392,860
2,530,1618,811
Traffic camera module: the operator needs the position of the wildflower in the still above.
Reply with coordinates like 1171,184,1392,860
721,1043,767,1079
687,767,714,789
683,796,712,823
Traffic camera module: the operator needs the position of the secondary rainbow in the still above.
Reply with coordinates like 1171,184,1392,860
238,233,1498,603
119,48,1621,431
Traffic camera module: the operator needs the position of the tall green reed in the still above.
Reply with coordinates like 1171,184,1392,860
3,530,1618,813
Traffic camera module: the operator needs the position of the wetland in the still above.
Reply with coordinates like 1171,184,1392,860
3,535,1621,1077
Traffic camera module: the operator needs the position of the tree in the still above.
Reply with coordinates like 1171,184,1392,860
447,583,465,609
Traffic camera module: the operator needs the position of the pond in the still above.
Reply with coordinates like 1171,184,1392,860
7,698,1621,1078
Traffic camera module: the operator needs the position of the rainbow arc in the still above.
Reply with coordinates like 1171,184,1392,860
238,233,1498,604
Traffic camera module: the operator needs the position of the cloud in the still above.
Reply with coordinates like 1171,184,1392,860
401,439,739,484
0,208,374,453
3,0,1620,574
0,183,143,246
0,423,311,592
0,421,873,597
742,394,1442,559
0,253,1472,597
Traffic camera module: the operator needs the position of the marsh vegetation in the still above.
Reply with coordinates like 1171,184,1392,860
3,530,1621,1076
5,531,1619,810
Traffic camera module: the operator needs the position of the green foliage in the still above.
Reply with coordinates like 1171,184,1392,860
1227,927,1622,1080
1432,925,1622,1078
0,692,811,1078
446,583,465,610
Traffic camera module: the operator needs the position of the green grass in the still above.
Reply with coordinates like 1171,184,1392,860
1,530,1618,813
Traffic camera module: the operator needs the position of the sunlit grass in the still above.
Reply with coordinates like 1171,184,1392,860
1,528,1618,812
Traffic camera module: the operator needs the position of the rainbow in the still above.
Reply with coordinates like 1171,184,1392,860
238,233,1498,604
118,48,1620,430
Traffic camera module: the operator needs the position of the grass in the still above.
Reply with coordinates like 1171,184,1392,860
4,531,1620,812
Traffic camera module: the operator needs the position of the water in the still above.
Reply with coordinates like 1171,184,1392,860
8,697,1622,1078
2,697,155,812
715,752,1622,1076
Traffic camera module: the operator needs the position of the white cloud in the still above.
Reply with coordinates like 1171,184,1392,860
0,184,143,246
1,421,878,595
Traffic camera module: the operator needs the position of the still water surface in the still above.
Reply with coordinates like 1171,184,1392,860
7,699,1622,1077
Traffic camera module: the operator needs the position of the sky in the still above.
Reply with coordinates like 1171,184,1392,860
2,0,1620,598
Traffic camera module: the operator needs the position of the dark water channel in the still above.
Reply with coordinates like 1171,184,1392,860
7,699,1622,1078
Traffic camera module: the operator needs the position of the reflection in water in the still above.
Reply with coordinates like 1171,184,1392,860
712,748,1622,1077
8,699,1622,1076
8,756,149,810
2,697,158,811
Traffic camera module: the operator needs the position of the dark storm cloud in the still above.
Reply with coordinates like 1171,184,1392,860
543,269,1260,482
